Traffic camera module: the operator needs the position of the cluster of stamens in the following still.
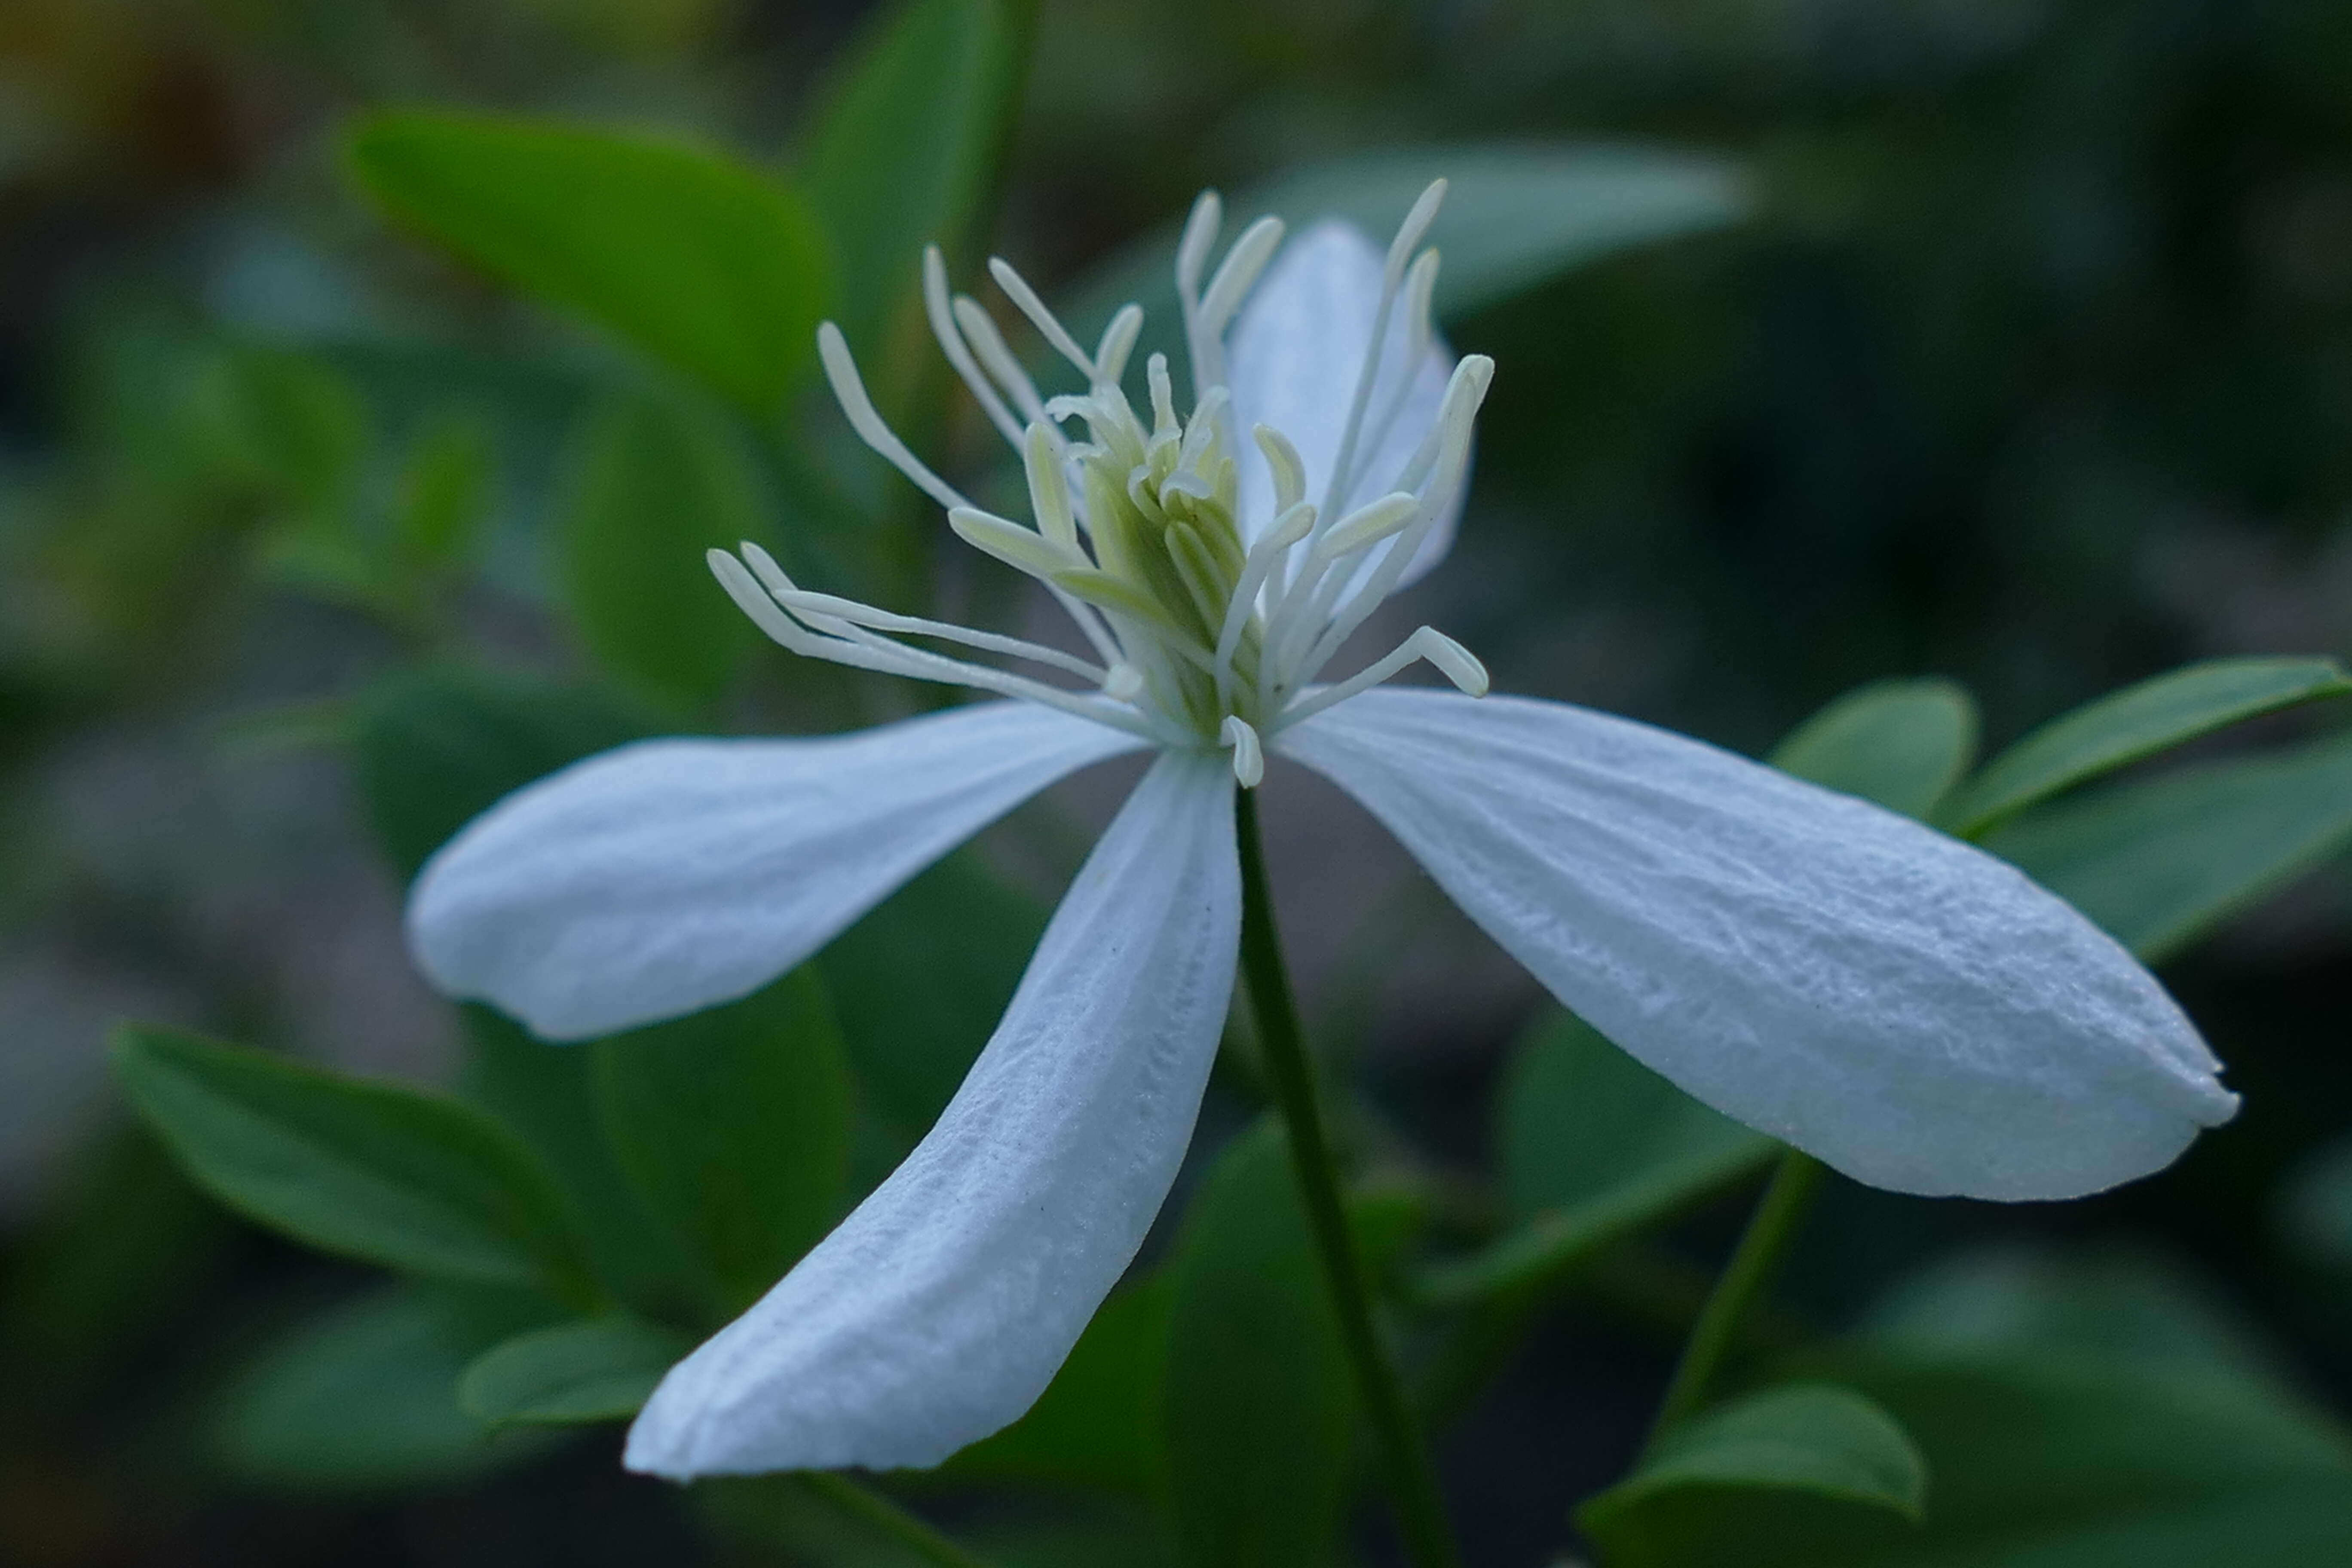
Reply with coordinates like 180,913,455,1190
708,180,1493,786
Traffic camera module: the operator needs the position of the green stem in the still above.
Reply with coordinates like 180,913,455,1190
1234,790,1461,1568
797,1473,993,1568
1646,1148,1824,1443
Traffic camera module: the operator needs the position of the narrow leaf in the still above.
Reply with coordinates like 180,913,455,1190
458,1316,688,1427
113,1026,594,1298
1990,727,2352,962
594,967,854,1313
1771,677,1978,820
1942,655,2351,835
346,110,829,413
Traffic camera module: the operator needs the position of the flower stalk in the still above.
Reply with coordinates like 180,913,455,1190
1235,789,1461,1568
1645,1148,1825,1443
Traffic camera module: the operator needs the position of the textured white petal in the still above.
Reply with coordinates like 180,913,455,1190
625,751,1239,1475
1226,218,1461,583
407,701,1141,1041
1280,689,2236,1200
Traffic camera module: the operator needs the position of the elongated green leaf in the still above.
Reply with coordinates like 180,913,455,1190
211,1285,560,1493
1771,677,1978,820
113,1026,594,1298
800,0,1029,368
458,1316,688,1427
1820,1354,2352,1567
1579,1384,1926,1568
947,1272,1172,1497
1065,141,1753,377
346,110,829,412
1164,1120,1355,1568
559,393,760,709
1421,1009,1773,1307
2281,1134,2352,1276
394,403,495,570
1990,727,2352,962
352,667,643,883
1942,655,2351,835
594,968,853,1313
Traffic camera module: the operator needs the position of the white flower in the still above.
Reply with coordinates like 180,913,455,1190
405,184,2238,1479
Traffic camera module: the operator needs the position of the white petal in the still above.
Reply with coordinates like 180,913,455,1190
624,751,1239,1475
1279,689,2237,1201
1226,218,1461,584
407,701,1141,1041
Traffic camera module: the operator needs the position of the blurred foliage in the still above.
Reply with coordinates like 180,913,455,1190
1,0,2351,1565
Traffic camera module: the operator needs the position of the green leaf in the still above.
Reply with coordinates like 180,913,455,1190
1940,655,2351,836
1163,1120,1355,1568
351,666,644,882
2280,1134,2352,1276
1771,677,1979,820
799,0,1030,371
113,1025,594,1299
594,967,853,1313
1065,142,1753,376
1579,1384,1927,1568
821,849,1047,1184
1420,1009,1773,1307
1988,726,2352,962
1817,1353,2352,1567
346,109,830,413
211,1285,561,1494
457,1316,688,1427
558,392,760,709
188,341,368,513
394,403,496,570
1858,1243,2298,1398
948,1272,1173,1497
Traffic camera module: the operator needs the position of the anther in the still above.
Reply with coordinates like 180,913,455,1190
1221,715,1265,788
1200,217,1285,337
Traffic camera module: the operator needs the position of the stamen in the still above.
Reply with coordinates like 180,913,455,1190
1321,179,1449,521
1198,216,1285,337
1175,387,1230,475
1255,424,1308,514
1353,249,1442,485
1221,715,1265,787
1103,663,1145,701
1146,354,1180,439
1175,190,1222,302
951,297,1050,425
1311,490,1421,563
818,324,971,513
1214,499,1315,702
1023,423,1079,548
949,506,1084,580
772,588,1109,682
921,248,1025,450
1094,305,1145,388
1274,626,1488,730
1386,178,1448,285
989,257,1097,381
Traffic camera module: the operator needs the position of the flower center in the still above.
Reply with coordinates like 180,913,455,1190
705,181,1495,784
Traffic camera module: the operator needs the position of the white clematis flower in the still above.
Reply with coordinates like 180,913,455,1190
405,183,2238,1479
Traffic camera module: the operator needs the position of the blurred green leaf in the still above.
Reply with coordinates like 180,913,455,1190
558,392,760,710
1579,1384,1926,1568
211,1284,559,1494
1815,1354,2352,1567
1772,677,1978,820
1164,1119,1355,1568
2278,1134,2352,1276
352,666,645,882
1941,655,2351,836
346,110,829,413
800,0,1030,376
1068,142,1753,373
1857,1243,2297,1398
113,1025,595,1300
1989,726,2352,962
821,849,1047,1184
395,403,496,570
187,341,368,513
594,967,853,1314
947,1272,1172,1497
702,1471,995,1568
1420,1009,1773,1308
457,1315,687,1427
